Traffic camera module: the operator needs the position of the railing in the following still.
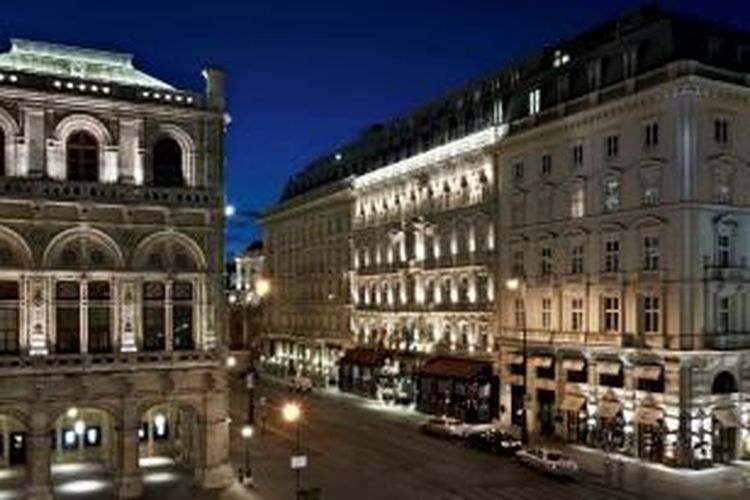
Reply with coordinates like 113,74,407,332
499,328,625,348
0,350,218,374
0,177,219,208
704,332,750,350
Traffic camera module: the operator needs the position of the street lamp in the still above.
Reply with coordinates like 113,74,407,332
255,278,271,298
281,402,303,498
241,424,254,485
506,277,529,446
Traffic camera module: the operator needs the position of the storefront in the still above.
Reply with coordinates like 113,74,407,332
416,356,499,423
712,407,739,463
338,347,390,398
560,392,587,444
636,405,665,462
598,398,625,452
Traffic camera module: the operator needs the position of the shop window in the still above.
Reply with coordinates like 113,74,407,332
84,426,101,448
637,373,665,393
536,361,555,380
567,366,587,383
600,370,624,388
61,429,78,450
153,414,169,441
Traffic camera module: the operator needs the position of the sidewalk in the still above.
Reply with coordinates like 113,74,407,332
563,445,750,500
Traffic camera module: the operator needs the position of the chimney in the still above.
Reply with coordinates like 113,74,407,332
202,67,226,111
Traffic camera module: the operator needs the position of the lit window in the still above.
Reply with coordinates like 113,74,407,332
62,430,78,450
571,184,584,218
541,298,552,329
570,298,584,332
528,89,541,116
84,427,101,448
642,295,660,334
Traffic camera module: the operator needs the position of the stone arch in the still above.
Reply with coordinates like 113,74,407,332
0,225,33,268
43,227,124,270
55,114,113,146
52,114,114,182
0,405,31,430
132,231,206,272
152,124,197,187
711,370,738,394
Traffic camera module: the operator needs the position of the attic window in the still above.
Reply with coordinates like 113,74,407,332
553,50,570,68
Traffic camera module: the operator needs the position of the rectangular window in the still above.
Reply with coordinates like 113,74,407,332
602,296,620,332
541,298,552,330
87,281,111,354
717,234,731,267
541,154,552,177
714,118,729,145
143,282,166,351
643,235,660,271
512,250,525,277
540,246,553,276
644,121,659,148
571,298,584,332
718,296,731,333
642,295,660,334
571,184,584,218
570,244,584,274
0,282,19,354
604,238,620,272
572,144,584,168
529,88,541,115
55,281,80,354
605,134,619,159
512,160,524,182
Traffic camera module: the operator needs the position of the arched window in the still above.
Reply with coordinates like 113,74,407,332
66,130,99,182
711,371,738,394
152,138,183,187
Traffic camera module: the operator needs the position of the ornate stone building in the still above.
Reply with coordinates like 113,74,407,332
0,39,231,497
261,182,352,385
495,9,750,466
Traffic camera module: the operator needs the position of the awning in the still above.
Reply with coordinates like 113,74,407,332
636,406,663,426
560,394,586,412
597,360,622,375
419,356,492,380
598,399,622,419
338,348,389,367
506,353,524,365
634,365,663,381
562,358,586,371
714,408,740,428
531,355,554,368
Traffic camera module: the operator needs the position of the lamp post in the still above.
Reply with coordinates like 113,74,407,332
506,277,529,446
241,424,254,485
282,401,303,499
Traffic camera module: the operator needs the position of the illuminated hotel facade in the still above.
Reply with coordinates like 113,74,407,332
0,39,231,497
262,6,750,465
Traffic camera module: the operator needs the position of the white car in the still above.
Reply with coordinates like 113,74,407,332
419,416,467,439
291,376,313,392
516,447,580,478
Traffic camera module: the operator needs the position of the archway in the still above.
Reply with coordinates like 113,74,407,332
138,402,201,488
711,371,739,463
711,371,738,394
0,412,29,496
50,406,116,497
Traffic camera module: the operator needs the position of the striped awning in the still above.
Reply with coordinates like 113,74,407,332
560,393,586,412
714,408,740,428
531,355,554,368
506,353,524,365
636,406,663,426
634,365,663,381
598,399,622,419
597,360,622,376
562,358,586,371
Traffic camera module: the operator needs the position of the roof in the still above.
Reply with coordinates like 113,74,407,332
419,356,492,380
339,347,390,367
0,39,173,89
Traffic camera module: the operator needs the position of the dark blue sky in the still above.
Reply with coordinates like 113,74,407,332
2,0,748,252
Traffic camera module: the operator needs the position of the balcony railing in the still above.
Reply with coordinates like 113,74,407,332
704,332,750,350
0,350,218,375
0,177,219,208
499,328,627,348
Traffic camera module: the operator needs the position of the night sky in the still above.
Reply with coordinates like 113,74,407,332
1,0,749,253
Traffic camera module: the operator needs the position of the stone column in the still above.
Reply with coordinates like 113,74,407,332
118,118,142,184
115,400,142,499
196,376,233,490
22,107,46,178
27,406,52,500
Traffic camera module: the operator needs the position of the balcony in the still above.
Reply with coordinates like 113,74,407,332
0,177,218,208
499,328,625,348
0,350,218,376
704,266,750,282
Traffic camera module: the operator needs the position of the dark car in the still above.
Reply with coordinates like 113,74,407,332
465,428,522,456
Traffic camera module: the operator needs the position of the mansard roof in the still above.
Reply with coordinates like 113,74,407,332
0,39,173,89
279,5,750,204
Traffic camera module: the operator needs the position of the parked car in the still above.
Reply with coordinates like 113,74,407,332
291,376,313,393
464,428,522,456
419,416,466,439
516,447,580,478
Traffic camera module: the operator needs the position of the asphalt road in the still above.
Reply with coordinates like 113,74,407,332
229,377,642,500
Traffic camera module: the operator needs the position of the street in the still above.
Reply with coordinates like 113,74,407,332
229,377,643,500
